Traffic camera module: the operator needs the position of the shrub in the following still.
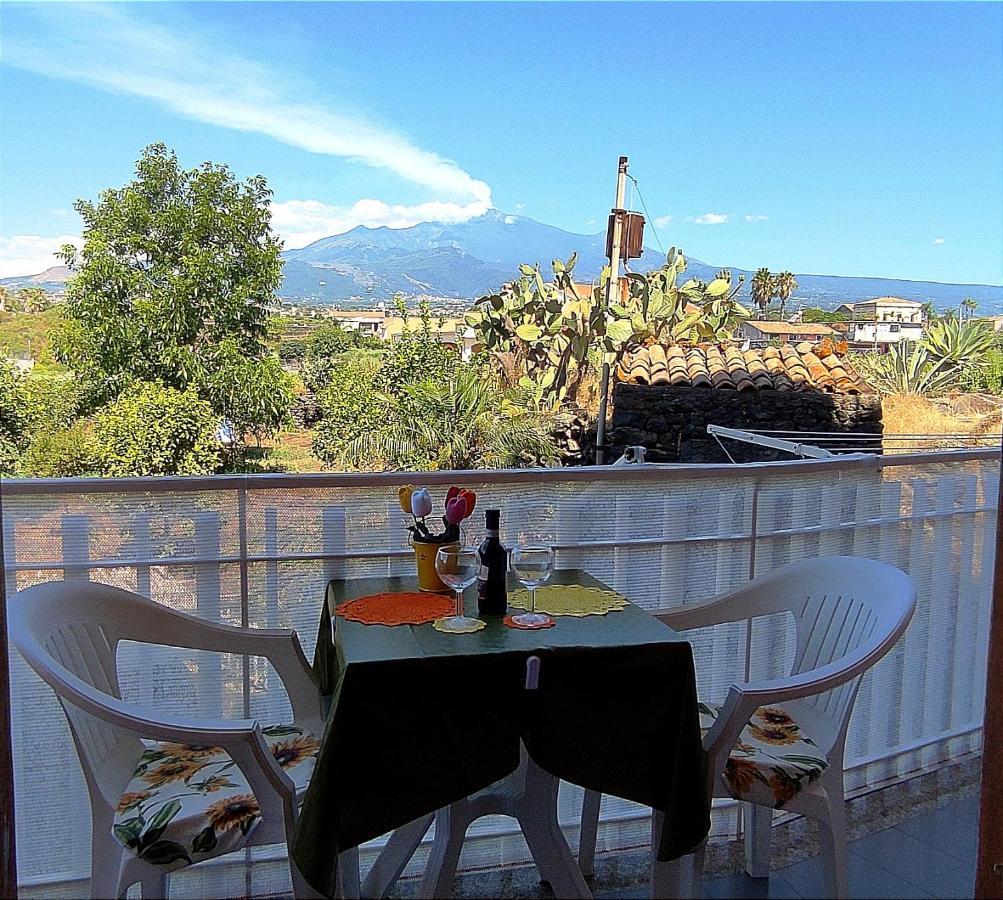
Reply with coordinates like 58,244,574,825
379,299,461,393
19,423,99,478
311,353,388,467
19,366,83,433
964,348,1003,395
278,339,308,365
93,382,221,476
0,362,29,474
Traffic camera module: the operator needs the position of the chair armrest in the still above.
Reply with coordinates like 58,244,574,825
654,583,760,633
119,605,323,730
40,660,296,803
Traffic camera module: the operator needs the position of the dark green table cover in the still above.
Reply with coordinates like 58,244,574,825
292,570,710,897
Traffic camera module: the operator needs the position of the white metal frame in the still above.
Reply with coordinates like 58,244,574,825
6,579,360,899
578,556,917,898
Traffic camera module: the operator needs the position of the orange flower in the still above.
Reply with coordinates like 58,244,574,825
747,722,800,746
160,743,224,761
193,774,238,793
757,707,795,727
116,790,152,813
724,758,759,797
206,793,260,834
271,735,320,769
142,759,207,787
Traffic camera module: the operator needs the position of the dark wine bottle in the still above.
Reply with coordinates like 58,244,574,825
477,509,508,616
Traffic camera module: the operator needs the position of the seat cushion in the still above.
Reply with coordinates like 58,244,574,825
112,724,320,867
699,702,828,809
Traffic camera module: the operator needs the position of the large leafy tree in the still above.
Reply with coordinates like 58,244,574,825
57,143,282,395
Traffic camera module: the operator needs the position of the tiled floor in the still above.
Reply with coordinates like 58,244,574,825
601,793,978,900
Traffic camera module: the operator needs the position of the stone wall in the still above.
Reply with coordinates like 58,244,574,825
609,383,882,463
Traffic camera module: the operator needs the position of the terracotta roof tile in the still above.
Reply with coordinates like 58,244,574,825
616,340,873,394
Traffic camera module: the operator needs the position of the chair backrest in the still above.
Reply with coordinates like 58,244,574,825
7,580,188,808
721,556,916,744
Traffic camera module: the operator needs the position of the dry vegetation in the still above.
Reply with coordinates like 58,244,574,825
882,394,1002,452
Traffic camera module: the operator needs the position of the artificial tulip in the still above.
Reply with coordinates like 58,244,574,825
445,486,462,505
410,487,433,519
445,496,468,525
398,485,416,513
457,489,476,516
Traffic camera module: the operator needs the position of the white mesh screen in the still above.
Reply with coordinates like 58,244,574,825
3,451,998,896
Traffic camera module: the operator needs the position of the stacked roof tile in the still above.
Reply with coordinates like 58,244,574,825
616,341,872,394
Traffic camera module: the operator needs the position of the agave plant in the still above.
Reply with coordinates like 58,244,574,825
855,342,962,396
922,319,994,367
339,368,559,471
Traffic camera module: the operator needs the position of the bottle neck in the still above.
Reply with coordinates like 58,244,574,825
485,528,499,539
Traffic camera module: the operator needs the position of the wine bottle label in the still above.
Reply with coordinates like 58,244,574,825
478,565,490,580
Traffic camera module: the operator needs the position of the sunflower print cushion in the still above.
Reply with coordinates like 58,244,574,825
699,702,829,809
112,724,320,867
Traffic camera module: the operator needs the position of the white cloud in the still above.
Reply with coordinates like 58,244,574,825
933,237,945,245
691,213,729,225
0,234,81,278
586,218,596,226
744,214,769,223
4,4,492,222
272,199,489,248
503,215,516,225
654,215,673,229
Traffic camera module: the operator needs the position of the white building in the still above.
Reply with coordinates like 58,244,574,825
834,296,925,347
739,320,838,347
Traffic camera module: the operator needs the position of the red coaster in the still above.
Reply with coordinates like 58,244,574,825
503,614,556,631
337,592,455,626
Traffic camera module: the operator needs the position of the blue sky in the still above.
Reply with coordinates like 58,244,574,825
1,1,1001,284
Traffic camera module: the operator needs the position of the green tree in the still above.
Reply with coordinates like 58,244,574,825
380,298,461,393
200,341,295,446
302,323,354,390
774,271,798,319
750,268,776,318
0,287,20,314
961,297,979,323
56,143,282,394
92,382,221,476
16,287,51,314
0,362,29,474
801,307,847,324
311,352,388,467
278,338,308,366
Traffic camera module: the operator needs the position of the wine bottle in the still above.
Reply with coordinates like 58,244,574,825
477,509,508,615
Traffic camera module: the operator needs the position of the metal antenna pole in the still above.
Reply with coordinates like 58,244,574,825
595,155,628,465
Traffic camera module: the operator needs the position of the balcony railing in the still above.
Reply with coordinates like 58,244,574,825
2,448,998,898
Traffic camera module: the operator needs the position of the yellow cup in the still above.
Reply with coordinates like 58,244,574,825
412,540,458,592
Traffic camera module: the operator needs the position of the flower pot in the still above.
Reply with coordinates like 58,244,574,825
412,539,458,592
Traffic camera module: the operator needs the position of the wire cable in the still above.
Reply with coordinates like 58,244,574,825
626,173,666,256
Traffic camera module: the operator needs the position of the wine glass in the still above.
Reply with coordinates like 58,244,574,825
510,545,556,627
434,547,483,633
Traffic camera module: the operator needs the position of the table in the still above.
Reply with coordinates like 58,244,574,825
292,570,710,897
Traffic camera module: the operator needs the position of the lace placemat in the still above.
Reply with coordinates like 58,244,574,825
432,617,486,634
508,585,629,618
503,614,556,630
336,592,454,626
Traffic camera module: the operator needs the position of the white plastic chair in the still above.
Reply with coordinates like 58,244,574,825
7,580,361,899
578,556,916,899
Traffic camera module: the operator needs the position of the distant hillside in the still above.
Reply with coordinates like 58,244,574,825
279,210,1003,313
4,214,1001,314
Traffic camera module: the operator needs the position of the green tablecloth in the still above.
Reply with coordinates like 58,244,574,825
292,570,710,897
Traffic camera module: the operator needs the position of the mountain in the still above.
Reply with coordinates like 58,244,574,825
0,265,72,292
4,214,1001,314
279,210,1003,313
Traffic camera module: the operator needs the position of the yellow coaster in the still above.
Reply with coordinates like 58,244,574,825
508,585,628,617
432,616,487,634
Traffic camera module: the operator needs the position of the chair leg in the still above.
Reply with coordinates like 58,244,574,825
744,802,773,878
817,786,849,900
418,806,468,899
89,818,124,900
578,789,602,881
337,847,361,900
140,871,168,899
519,804,592,900
649,811,681,900
361,813,434,898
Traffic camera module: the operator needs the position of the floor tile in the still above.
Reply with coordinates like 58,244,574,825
781,850,934,899
847,825,962,888
704,872,803,898
913,863,975,900
895,807,978,866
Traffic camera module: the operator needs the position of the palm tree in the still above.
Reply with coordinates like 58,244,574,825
340,368,559,471
774,271,798,320
750,268,776,318
961,297,978,323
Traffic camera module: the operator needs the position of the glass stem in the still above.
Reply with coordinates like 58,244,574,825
531,587,537,616
455,589,463,619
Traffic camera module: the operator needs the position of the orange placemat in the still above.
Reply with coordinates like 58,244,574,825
336,592,455,626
